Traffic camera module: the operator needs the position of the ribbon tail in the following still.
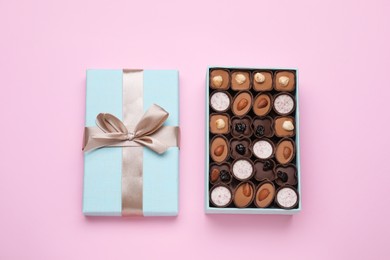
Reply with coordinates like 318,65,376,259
83,138,110,152
134,136,169,154
83,133,128,152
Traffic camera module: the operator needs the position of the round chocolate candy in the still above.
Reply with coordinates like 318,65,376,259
275,186,299,209
210,185,233,207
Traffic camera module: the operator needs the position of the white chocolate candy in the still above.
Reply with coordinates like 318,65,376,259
254,72,265,83
274,94,294,115
210,92,230,112
212,75,223,88
235,73,246,85
232,159,253,180
279,76,290,87
282,121,294,131
253,140,273,159
277,187,298,208
211,186,232,207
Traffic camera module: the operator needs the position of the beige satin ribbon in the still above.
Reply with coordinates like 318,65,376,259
82,104,178,154
122,70,144,216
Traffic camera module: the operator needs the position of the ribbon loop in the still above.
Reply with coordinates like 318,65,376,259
133,105,169,137
83,104,175,154
96,113,128,134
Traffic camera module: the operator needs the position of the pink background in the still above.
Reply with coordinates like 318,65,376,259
1,0,389,259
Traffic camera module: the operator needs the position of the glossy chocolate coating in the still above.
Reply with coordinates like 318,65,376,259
275,164,297,186
254,159,276,182
253,117,274,138
230,138,252,159
210,69,230,90
231,117,252,137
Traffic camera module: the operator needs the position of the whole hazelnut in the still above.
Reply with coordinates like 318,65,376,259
235,73,246,85
282,121,294,131
279,76,290,87
254,72,265,83
215,119,226,129
212,75,223,88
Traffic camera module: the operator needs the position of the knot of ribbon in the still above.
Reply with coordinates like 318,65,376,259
83,104,173,154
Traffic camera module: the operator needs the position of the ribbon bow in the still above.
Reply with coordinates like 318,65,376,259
83,104,172,154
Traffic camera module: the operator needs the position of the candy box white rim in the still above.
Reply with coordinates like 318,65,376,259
205,66,301,215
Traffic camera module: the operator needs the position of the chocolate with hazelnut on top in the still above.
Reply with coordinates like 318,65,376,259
275,71,295,92
253,71,273,91
231,71,250,90
210,69,230,90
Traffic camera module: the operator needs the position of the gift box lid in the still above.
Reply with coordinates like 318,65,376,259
83,69,180,216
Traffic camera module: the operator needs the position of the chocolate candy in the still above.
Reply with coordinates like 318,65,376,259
253,117,274,138
210,136,229,163
208,68,299,210
210,114,230,134
274,71,295,92
252,139,275,159
274,116,295,137
210,92,231,112
210,185,232,207
234,182,255,208
275,138,295,164
232,92,252,116
230,138,252,159
210,69,230,90
231,71,250,90
232,159,254,181
275,186,299,209
231,116,252,137
253,93,272,116
253,71,273,91
254,159,276,182
275,164,297,186
255,182,275,208
209,163,232,184
273,93,295,115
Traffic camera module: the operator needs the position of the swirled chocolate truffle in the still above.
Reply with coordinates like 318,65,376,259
210,69,230,90
234,182,254,208
231,71,250,90
253,117,274,138
231,117,252,137
275,138,295,164
253,71,273,91
230,138,252,159
275,71,295,92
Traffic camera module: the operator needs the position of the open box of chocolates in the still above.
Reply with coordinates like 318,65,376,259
205,67,301,214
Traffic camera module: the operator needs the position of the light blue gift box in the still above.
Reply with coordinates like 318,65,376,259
205,67,301,215
83,69,179,216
